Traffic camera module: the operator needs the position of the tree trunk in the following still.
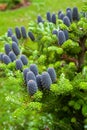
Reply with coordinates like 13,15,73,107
78,36,86,72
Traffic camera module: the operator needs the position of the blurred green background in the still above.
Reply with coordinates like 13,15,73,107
0,0,83,35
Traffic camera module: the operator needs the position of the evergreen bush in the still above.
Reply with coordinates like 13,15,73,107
0,3,87,130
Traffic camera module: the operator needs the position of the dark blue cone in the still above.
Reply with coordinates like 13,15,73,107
58,30,66,45
47,67,57,83
0,53,2,61
58,10,62,17
36,74,42,89
37,15,43,23
0,53,4,62
7,28,13,37
52,13,56,24
66,10,72,22
41,72,52,90
52,30,58,35
28,32,35,41
26,71,36,83
30,64,38,76
3,54,11,65
21,26,27,39
63,16,71,27
23,68,30,82
58,13,65,20
8,51,16,62
4,43,11,55
72,7,79,21
20,55,28,65
0,54,1,61
16,59,23,71
11,35,18,45
63,30,69,40
27,80,38,96
15,27,21,39
46,12,52,22
12,42,20,56
66,7,71,12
